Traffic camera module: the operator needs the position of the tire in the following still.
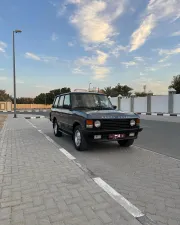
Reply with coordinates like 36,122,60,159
53,119,62,137
118,139,134,147
73,125,87,151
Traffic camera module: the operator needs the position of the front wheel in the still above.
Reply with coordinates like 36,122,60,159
118,139,134,147
73,125,87,151
53,119,62,137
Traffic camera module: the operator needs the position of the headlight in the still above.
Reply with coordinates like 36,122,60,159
94,120,101,128
130,119,136,126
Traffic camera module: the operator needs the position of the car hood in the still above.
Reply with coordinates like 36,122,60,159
73,109,139,119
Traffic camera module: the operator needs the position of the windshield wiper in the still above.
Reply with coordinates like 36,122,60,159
94,106,113,110
72,106,94,110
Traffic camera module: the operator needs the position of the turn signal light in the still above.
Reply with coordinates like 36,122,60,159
136,118,140,125
86,120,93,128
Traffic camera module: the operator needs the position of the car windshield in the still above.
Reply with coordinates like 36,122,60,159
72,93,113,110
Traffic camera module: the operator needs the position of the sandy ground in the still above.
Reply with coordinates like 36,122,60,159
0,115,7,129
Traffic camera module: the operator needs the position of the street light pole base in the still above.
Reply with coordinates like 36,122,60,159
13,115,17,118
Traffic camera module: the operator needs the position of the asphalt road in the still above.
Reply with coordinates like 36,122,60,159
1,111,180,159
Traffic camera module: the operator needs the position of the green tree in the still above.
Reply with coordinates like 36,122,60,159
135,92,148,97
103,87,113,96
34,87,71,104
169,75,180,94
0,90,11,101
16,97,34,104
34,93,46,104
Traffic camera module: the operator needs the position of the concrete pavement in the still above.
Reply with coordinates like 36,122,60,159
28,116,180,225
0,115,144,225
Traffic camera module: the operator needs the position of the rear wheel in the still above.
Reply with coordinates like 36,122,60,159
73,125,87,151
53,119,62,137
118,139,134,147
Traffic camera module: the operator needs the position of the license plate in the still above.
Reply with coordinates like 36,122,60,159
109,134,125,139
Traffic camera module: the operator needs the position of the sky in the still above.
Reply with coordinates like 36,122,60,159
0,0,180,97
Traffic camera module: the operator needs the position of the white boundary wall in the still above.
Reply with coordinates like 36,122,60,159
134,97,147,112
110,97,118,106
174,94,180,113
151,95,168,113
121,98,131,112
110,94,180,113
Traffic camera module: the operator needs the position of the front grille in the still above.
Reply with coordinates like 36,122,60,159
101,119,131,130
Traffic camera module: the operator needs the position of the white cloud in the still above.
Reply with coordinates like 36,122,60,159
92,66,110,80
41,56,59,63
25,52,59,63
134,56,144,62
0,76,7,81
158,56,169,63
72,67,85,74
68,40,77,47
76,50,108,67
51,32,58,41
25,52,41,61
129,0,180,51
130,14,156,52
159,47,180,56
171,31,180,37
69,0,126,45
0,68,5,71
145,66,158,72
121,61,137,68
74,50,109,79
110,45,127,57
132,77,170,95
0,41,7,53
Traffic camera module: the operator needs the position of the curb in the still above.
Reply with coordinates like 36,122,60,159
137,112,180,117
24,116,45,119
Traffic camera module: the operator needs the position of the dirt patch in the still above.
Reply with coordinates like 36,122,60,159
0,115,7,129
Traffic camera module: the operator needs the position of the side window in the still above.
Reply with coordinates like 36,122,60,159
58,95,64,108
53,96,60,108
64,95,70,107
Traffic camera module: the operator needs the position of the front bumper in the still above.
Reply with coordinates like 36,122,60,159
82,127,143,142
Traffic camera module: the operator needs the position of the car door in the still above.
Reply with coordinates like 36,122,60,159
62,94,72,133
57,95,64,129
51,96,60,121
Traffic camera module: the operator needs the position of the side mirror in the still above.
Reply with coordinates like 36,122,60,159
113,105,117,110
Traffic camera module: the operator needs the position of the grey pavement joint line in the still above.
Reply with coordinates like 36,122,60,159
25,117,149,225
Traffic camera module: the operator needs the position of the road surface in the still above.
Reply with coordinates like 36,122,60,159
1,111,179,159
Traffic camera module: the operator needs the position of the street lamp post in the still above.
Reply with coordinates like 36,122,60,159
13,29,22,118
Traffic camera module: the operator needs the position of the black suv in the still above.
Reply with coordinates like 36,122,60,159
50,92,143,151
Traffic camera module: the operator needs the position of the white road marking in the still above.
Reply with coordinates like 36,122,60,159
59,148,76,160
38,129,43,134
93,177,144,218
44,134,55,143
141,113,146,115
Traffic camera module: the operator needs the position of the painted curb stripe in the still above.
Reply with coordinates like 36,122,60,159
137,113,180,116
59,148,76,160
93,177,144,218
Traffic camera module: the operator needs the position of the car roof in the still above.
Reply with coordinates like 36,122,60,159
55,92,106,97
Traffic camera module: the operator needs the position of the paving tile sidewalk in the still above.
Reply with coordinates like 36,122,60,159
0,115,142,225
